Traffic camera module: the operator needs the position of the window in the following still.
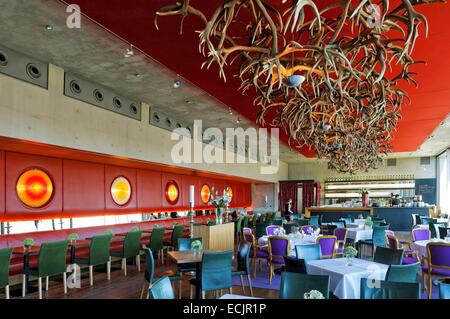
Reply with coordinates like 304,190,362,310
437,150,450,215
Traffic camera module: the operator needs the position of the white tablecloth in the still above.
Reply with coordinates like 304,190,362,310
258,234,317,256
307,258,388,299
346,228,373,243
411,239,447,258
219,294,261,299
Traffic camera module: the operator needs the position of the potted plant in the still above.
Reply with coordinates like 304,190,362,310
209,187,231,224
343,246,358,266
22,238,35,249
304,290,325,299
131,226,140,232
104,229,113,235
67,233,79,244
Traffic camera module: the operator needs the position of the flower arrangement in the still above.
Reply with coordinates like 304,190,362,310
343,246,358,258
104,229,113,235
67,233,79,241
364,216,373,228
131,226,140,232
191,240,203,252
360,188,369,195
23,238,35,247
304,290,325,299
358,214,364,219
209,187,231,209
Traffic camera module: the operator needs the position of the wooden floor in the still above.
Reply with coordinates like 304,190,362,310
3,257,279,299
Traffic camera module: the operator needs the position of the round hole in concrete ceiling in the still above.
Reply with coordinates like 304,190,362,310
0,52,8,67
153,113,160,123
130,104,138,115
26,63,41,79
93,89,104,102
113,97,122,108
165,118,172,127
70,80,82,94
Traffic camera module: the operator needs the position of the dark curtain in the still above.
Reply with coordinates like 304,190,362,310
315,182,321,207
279,182,298,214
302,182,315,212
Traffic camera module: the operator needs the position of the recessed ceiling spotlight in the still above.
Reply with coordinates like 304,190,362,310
134,73,142,78
124,45,134,58
236,116,241,124
173,75,181,89
45,25,54,31
228,107,233,115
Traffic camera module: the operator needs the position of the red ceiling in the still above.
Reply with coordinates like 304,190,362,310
61,0,450,157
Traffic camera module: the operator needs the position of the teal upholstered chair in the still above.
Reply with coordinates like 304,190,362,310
359,224,390,257
332,221,345,229
23,240,69,299
255,223,267,239
385,262,420,283
294,219,309,227
279,272,330,299
309,216,320,227
164,224,185,251
110,230,142,276
148,227,166,263
340,217,353,226
73,234,112,286
272,217,283,226
232,241,253,296
420,216,434,225
189,250,233,299
235,216,244,241
177,237,203,273
360,278,420,299
148,276,175,299
295,244,321,262
140,248,182,299
439,279,450,299
0,248,12,299
373,246,403,265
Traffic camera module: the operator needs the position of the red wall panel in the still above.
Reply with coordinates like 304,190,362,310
162,173,183,210
137,169,162,212
181,175,200,210
210,179,225,198
243,183,252,207
5,152,63,220
226,182,239,208
63,160,105,215
0,151,5,220
104,165,137,211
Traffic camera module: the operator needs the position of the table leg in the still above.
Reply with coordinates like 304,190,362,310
195,263,201,299
24,253,30,295
70,245,76,264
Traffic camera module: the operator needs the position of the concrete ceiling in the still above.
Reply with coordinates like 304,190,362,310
0,0,447,165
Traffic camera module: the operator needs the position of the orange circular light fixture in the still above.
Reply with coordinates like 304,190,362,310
226,186,233,203
200,184,211,204
111,176,132,206
16,169,54,208
165,181,179,205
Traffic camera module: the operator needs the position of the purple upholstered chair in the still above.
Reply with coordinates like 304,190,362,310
412,228,431,242
386,234,419,265
422,242,450,299
301,225,318,236
244,232,269,278
266,225,280,236
333,228,347,256
268,236,290,284
316,236,337,259
385,230,395,237
243,227,252,234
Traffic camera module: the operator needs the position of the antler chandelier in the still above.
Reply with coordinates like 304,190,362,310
155,0,443,173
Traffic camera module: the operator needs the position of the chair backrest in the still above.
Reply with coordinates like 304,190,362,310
236,241,252,274
386,234,400,250
171,225,185,249
316,236,337,258
279,272,330,299
268,236,290,261
360,278,420,299
283,223,294,234
89,234,113,265
373,246,403,265
333,228,347,242
309,215,320,227
283,256,307,274
431,223,446,239
295,244,321,261
143,247,155,283
235,216,243,234
295,219,309,227
385,262,420,283
372,225,390,247
38,240,69,277
414,215,422,226
177,237,203,251
200,251,233,292
0,247,12,288
332,221,345,229
207,221,216,226
149,227,166,253
242,216,249,229
243,227,252,234
244,232,256,248
411,214,417,227
271,217,283,226
148,276,175,299
266,225,280,236
438,226,450,240
427,242,450,270
301,225,318,235
255,223,267,238
412,228,431,242
420,216,435,225
439,280,450,299
341,217,353,225
123,230,143,258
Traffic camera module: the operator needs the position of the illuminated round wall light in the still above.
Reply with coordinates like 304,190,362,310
111,176,132,206
225,186,233,203
200,184,211,204
16,169,54,208
165,181,179,205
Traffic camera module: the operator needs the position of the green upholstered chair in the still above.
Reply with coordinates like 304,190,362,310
283,256,307,274
283,223,295,234
295,244,321,262
279,272,330,299
149,227,166,263
140,248,182,299
294,219,309,227
235,216,244,241
23,240,69,299
164,224,185,252
207,221,216,226
385,262,420,283
373,246,404,265
0,248,12,299
332,221,346,229
271,217,283,226
439,279,450,299
358,224,390,257
309,215,320,227
148,276,175,299
110,230,142,276
232,241,253,296
189,250,233,299
242,215,249,230
73,234,112,286
255,222,267,239
360,278,420,299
